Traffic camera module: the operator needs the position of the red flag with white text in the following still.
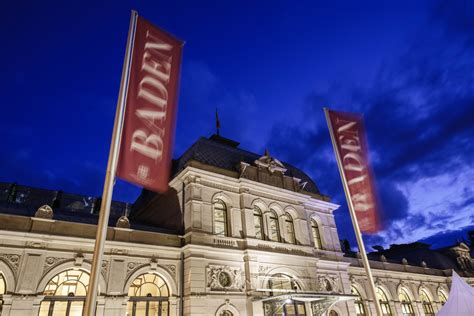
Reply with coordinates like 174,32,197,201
326,109,381,233
117,16,183,192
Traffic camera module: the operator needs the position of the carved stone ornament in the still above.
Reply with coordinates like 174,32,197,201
127,262,143,275
74,253,85,266
254,149,287,174
207,265,244,291
315,275,341,293
0,254,21,274
43,257,68,272
116,216,131,228
311,299,337,316
164,264,177,278
35,205,53,219
258,265,271,274
101,260,109,277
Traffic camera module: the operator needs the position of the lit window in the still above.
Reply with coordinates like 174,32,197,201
0,273,5,313
268,273,300,292
420,290,435,316
267,210,280,242
265,274,305,315
284,213,296,244
376,287,392,316
127,273,170,316
399,289,415,316
351,286,366,315
253,206,264,240
311,220,323,249
213,200,228,236
438,290,448,306
39,269,90,316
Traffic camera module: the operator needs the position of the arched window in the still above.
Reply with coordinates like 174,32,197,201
419,289,435,316
127,273,170,316
284,213,296,244
253,206,264,240
0,273,5,313
351,286,366,315
438,289,448,306
213,200,228,236
399,288,415,316
329,311,339,316
267,210,280,242
311,220,323,249
220,311,233,316
39,269,89,316
376,287,392,316
266,274,305,315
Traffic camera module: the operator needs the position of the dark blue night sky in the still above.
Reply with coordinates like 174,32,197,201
1,1,473,251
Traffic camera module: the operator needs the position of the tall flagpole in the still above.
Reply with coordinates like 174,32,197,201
324,108,383,316
84,10,138,316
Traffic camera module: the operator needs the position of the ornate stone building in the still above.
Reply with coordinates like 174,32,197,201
0,134,473,315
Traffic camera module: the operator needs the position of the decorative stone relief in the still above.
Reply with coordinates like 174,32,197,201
164,264,177,279
74,253,84,266
311,299,337,316
127,262,143,275
35,205,53,219
43,257,68,272
207,265,244,291
258,265,271,274
315,275,341,293
0,254,21,274
101,260,109,277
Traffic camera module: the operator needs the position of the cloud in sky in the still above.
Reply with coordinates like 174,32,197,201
266,0,474,250
0,0,472,251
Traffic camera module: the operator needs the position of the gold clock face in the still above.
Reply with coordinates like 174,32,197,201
218,272,232,287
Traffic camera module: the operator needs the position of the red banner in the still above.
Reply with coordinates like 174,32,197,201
326,109,381,233
117,16,183,192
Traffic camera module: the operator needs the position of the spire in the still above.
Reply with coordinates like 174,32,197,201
215,108,221,136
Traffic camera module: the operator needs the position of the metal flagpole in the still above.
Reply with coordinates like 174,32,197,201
324,108,383,316
83,10,138,316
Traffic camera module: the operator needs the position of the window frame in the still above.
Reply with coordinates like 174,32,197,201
398,288,415,316
253,206,264,240
284,212,296,244
438,289,448,306
213,199,228,236
39,269,90,316
419,290,435,316
376,287,392,316
267,210,281,242
0,273,5,313
311,220,323,249
127,273,171,316
351,285,366,315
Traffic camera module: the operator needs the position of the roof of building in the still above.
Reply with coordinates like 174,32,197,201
343,240,474,276
172,135,321,195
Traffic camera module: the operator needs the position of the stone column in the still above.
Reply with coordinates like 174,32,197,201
0,294,13,316
103,296,128,316
6,295,37,316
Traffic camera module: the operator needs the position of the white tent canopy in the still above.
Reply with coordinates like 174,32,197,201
437,271,474,316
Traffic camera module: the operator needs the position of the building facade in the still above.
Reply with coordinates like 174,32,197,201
0,135,473,316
